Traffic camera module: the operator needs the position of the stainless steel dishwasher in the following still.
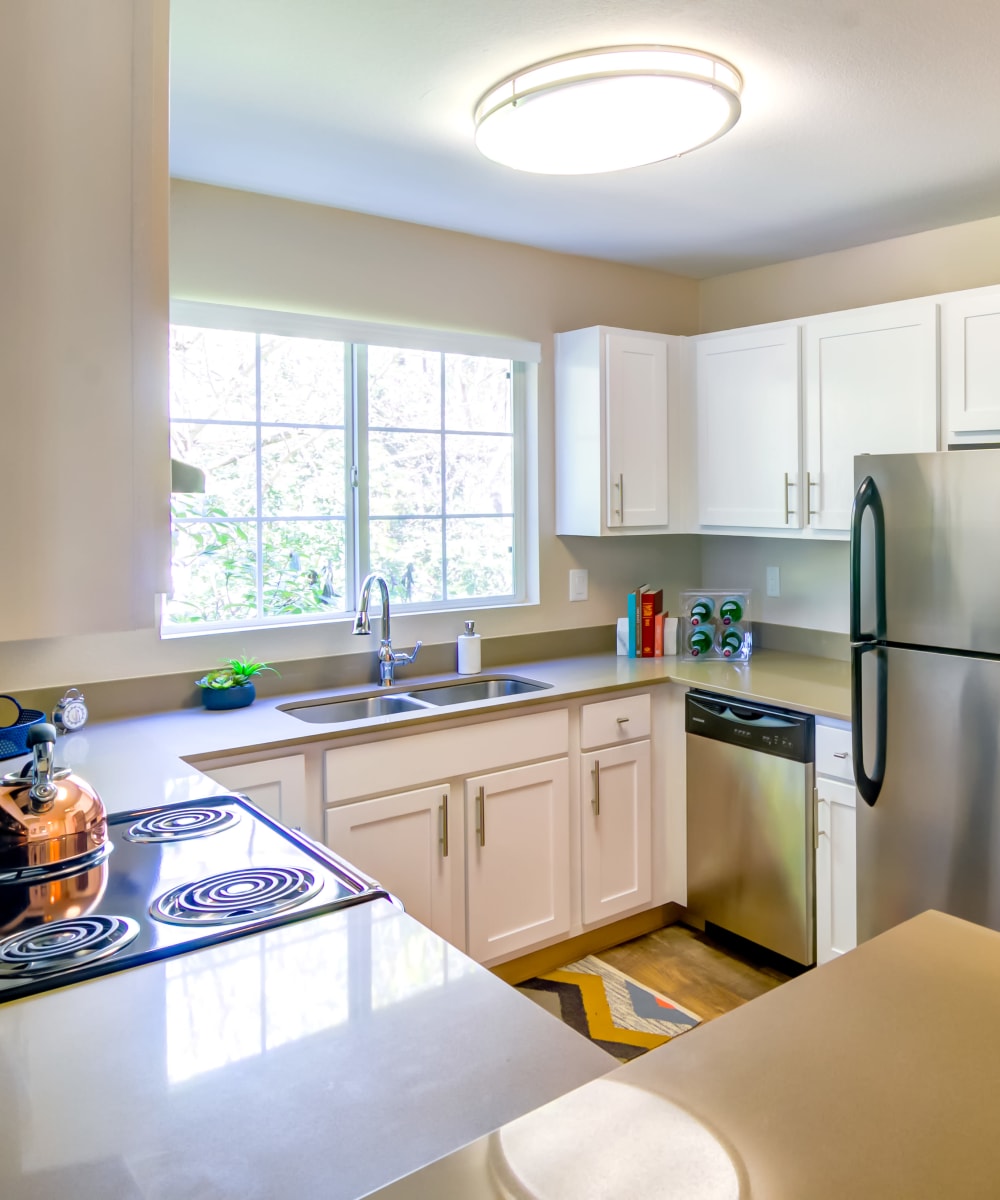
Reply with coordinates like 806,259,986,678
686,690,816,966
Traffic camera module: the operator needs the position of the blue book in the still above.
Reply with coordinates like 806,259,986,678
627,584,648,658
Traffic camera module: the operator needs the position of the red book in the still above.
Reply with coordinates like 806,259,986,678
640,589,663,657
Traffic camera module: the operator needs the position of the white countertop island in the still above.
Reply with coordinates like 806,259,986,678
0,898,613,1200
369,911,1000,1200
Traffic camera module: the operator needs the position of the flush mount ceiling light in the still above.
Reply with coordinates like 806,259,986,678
474,46,742,175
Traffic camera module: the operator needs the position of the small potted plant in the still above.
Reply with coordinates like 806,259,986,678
196,657,278,711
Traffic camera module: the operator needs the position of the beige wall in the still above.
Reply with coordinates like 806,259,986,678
0,183,700,691
699,213,1000,331
701,537,849,635
5,192,1000,692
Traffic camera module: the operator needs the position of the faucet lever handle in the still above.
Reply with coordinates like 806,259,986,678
393,640,422,666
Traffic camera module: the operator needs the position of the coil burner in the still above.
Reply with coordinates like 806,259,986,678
150,866,321,927
0,916,140,978
124,806,240,843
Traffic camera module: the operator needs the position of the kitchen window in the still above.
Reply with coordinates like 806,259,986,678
165,302,536,631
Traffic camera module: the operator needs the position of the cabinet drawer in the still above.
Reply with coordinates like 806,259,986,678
816,723,854,781
580,693,650,749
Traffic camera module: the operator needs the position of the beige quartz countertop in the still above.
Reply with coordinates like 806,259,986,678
368,911,1000,1200
38,649,849,815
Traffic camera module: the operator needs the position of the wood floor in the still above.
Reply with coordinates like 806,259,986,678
593,922,793,1022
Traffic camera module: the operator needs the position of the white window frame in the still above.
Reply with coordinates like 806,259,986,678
165,301,539,635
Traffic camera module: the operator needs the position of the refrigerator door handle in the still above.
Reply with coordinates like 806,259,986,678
852,642,887,806
850,475,886,643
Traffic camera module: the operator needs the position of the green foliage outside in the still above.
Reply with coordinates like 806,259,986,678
165,327,515,628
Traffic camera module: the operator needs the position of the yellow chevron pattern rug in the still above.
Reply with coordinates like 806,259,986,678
517,955,701,1062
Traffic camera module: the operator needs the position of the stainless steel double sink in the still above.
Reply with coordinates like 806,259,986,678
279,675,551,725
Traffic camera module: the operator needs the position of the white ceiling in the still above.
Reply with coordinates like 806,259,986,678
168,0,1000,278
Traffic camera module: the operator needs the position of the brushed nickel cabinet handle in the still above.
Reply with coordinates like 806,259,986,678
783,472,796,524
616,716,629,725
833,750,849,759
592,760,600,816
440,793,449,858
807,471,819,524
476,786,486,848
613,474,624,522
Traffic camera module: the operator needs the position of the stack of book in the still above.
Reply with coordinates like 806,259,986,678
627,585,667,657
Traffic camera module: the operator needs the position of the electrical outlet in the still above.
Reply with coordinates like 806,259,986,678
766,566,781,597
569,569,589,602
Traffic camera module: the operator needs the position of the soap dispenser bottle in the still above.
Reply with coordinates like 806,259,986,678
457,621,481,675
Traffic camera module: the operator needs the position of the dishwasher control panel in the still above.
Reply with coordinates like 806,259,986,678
685,691,814,763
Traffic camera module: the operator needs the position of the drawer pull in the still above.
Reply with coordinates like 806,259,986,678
440,794,449,858
833,750,849,759
476,786,486,848
616,716,630,725
592,760,600,816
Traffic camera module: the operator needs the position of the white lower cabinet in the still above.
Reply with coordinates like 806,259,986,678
324,785,458,946
322,708,570,960
199,753,309,832
814,724,858,965
200,693,670,968
465,759,571,963
580,741,652,926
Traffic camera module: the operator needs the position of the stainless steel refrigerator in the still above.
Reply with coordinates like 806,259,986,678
851,448,1000,942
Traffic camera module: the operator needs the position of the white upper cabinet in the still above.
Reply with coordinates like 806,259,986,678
556,327,685,536
0,1,170,641
941,285,1000,444
803,300,939,530
605,333,670,528
695,325,802,530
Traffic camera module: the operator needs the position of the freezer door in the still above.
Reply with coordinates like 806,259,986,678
854,448,1000,654
857,645,1000,941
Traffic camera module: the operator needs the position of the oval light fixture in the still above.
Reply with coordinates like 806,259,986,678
474,46,742,175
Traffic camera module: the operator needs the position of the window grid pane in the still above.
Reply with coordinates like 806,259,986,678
166,320,519,630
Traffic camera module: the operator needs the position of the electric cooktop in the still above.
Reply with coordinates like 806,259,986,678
0,795,390,1004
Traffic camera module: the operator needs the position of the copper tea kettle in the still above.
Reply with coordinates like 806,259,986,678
0,724,108,878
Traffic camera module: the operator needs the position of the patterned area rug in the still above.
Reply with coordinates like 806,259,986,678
517,955,701,1062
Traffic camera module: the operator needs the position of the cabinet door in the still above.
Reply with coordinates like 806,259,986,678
465,759,571,963
580,741,652,926
324,786,458,947
696,326,802,529
804,301,938,530
606,333,669,528
942,287,1000,441
815,777,858,965
200,754,309,831
0,0,170,641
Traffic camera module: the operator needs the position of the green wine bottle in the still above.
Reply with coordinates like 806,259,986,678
688,626,714,656
689,596,715,626
719,595,744,626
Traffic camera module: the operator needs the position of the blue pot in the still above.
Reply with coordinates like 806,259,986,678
201,683,256,711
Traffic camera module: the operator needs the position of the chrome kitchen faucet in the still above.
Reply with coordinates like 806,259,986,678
352,572,422,687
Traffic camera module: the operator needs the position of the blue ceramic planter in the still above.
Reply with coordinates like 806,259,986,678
201,683,256,711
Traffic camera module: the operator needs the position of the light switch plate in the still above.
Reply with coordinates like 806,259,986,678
766,566,781,597
569,569,589,602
